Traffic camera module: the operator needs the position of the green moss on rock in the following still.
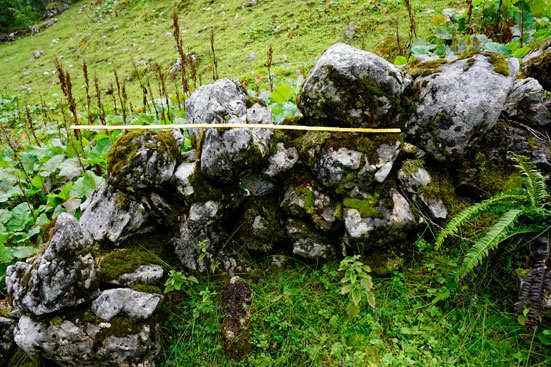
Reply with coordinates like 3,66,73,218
98,249,161,283
343,196,381,218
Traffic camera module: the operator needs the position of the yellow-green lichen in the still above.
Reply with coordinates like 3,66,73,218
343,196,381,218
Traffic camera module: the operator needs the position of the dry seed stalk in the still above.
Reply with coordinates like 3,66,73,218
83,60,93,124
24,103,41,147
267,45,274,92
172,11,189,95
210,29,219,81
94,75,106,125
114,70,126,123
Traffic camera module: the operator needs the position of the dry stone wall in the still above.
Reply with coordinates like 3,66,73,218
3,41,551,366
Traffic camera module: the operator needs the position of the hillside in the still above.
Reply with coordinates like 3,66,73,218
0,0,454,104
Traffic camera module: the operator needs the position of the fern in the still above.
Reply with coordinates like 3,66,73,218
456,209,524,280
434,188,526,250
512,154,549,208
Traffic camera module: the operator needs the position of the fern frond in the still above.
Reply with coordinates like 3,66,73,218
435,189,526,250
456,209,524,281
512,154,549,208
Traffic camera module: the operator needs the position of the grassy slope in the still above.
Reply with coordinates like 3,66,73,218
0,0,455,104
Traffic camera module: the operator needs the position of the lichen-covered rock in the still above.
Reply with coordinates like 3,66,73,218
407,52,519,161
172,161,196,198
241,174,276,197
80,182,149,245
91,289,162,321
398,160,448,219
343,189,419,251
14,314,160,367
0,317,16,359
235,197,287,253
221,276,253,358
116,265,164,286
297,42,410,127
286,218,337,260
313,140,401,193
6,213,99,316
458,120,551,195
106,131,180,189
522,38,551,90
185,78,274,182
263,143,299,178
503,77,550,127
281,182,340,232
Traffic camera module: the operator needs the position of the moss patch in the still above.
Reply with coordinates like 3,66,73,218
343,196,381,218
98,248,162,283
405,58,447,78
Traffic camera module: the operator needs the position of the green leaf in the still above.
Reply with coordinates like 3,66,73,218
18,151,40,173
393,55,408,66
12,245,39,258
6,203,32,233
271,84,294,104
40,154,66,174
480,41,513,56
346,301,360,317
70,171,104,198
350,287,362,306
58,158,82,178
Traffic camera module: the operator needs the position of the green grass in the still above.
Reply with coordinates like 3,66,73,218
0,0,456,105
161,253,551,367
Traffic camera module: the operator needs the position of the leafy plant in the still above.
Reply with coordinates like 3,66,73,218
338,255,376,317
435,154,551,328
164,269,198,293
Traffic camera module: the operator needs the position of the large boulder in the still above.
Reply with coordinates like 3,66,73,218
522,38,551,90
14,314,161,367
106,131,180,189
185,78,274,182
79,182,149,245
6,213,99,316
297,42,411,127
406,52,519,161
502,77,550,127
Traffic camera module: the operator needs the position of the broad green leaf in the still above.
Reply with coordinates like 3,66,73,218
393,55,408,66
480,42,512,56
58,158,82,179
63,196,82,215
350,287,362,306
5,203,32,233
40,154,66,173
70,171,104,198
18,151,40,173
12,245,39,258
346,301,360,317
0,245,15,263
30,175,45,190
271,84,294,104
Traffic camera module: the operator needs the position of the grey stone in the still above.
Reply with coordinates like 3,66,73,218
6,214,99,316
298,43,411,127
343,189,418,251
32,50,43,59
91,289,162,321
503,77,550,127
281,183,340,232
263,143,299,178
116,265,164,286
247,52,256,60
172,161,196,198
522,38,551,90
14,315,160,367
0,317,16,359
185,79,274,182
241,174,276,196
286,219,336,260
407,52,519,161
397,160,448,219
314,147,362,188
80,182,149,245
106,131,179,189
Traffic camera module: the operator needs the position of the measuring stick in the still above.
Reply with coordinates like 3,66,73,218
70,123,401,134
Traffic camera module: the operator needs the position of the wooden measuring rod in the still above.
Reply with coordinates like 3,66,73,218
70,124,401,134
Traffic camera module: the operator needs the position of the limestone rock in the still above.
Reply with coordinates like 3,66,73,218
6,213,99,316
185,78,274,182
80,182,149,245
398,160,448,219
91,289,162,321
298,42,410,127
407,52,519,161
172,161,196,198
343,189,418,251
0,317,16,359
241,174,276,197
281,182,340,232
14,314,160,367
263,143,299,178
112,265,164,286
286,218,337,260
106,131,180,189
503,77,550,127
522,38,551,90
32,50,43,59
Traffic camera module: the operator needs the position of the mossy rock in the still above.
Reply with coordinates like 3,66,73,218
98,248,162,283
106,131,180,189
